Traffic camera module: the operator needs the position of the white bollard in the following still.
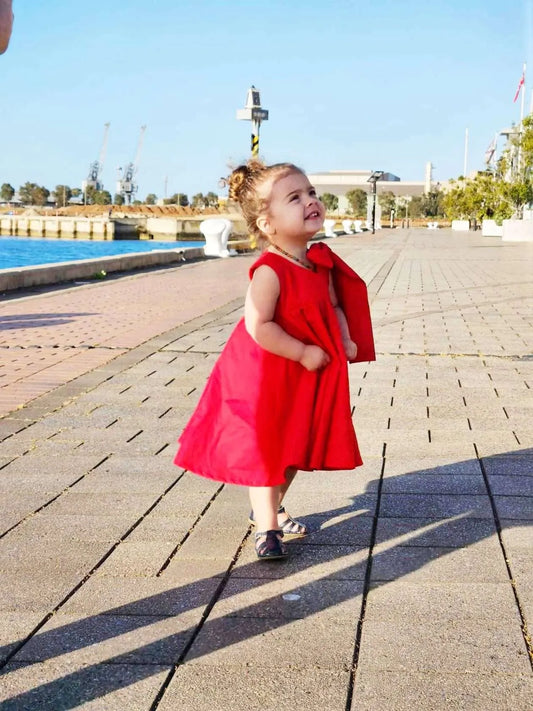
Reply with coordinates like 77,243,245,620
342,219,354,234
200,218,235,257
323,219,336,237
353,220,363,233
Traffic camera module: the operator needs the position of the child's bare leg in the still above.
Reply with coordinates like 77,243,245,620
278,467,307,535
278,467,297,507
249,485,281,532
249,485,287,558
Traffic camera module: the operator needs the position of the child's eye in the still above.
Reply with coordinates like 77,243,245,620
290,195,299,202
309,189,317,197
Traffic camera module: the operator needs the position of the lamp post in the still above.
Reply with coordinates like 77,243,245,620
236,86,269,157
367,170,384,234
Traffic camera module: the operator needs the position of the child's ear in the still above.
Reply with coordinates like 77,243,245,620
256,215,274,236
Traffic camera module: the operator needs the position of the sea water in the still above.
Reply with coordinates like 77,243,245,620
0,237,205,270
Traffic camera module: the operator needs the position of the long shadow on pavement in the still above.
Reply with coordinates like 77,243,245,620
0,449,531,709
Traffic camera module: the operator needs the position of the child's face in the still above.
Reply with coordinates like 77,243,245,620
258,171,325,242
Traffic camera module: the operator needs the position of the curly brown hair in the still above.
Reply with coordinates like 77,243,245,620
227,159,304,242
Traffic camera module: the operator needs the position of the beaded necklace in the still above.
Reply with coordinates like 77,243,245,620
269,242,315,271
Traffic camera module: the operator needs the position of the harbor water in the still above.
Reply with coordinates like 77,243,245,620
0,236,205,270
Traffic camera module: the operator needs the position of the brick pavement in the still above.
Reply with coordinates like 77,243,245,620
0,229,532,710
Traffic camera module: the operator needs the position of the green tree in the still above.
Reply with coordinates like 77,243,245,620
442,173,513,222
191,192,206,208
19,182,38,205
84,185,96,204
205,191,219,208
345,188,367,216
320,192,338,212
167,193,188,207
114,193,125,206
419,189,444,217
19,182,50,205
93,190,112,205
145,193,157,205
54,184,72,208
1,182,14,201
71,188,82,199
378,190,396,216
520,115,533,169
33,186,50,206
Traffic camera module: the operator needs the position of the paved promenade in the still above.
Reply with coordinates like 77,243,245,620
0,229,532,710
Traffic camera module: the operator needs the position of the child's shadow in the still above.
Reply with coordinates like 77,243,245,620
0,450,530,709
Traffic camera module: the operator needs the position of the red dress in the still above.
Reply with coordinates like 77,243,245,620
174,242,375,487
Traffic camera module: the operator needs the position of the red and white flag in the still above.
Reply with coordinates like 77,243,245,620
513,70,525,102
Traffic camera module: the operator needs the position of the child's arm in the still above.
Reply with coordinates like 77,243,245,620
329,273,358,360
245,265,330,372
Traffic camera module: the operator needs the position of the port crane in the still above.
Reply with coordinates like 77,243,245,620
116,125,147,204
83,122,110,193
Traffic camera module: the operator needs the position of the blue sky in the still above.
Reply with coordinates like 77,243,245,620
1,1,531,200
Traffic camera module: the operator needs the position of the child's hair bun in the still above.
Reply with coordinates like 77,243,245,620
228,159,266,202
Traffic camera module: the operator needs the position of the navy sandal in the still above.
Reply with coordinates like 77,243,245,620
254,530,288,560
249,505,308,538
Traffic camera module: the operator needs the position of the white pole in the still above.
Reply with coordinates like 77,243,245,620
518,63,527,173
520,63,527,125
463,128,469,177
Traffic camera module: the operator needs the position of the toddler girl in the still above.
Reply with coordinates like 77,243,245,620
175,160,374,559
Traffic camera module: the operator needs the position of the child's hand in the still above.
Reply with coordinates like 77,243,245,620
344,339,358,360
300,345,330,371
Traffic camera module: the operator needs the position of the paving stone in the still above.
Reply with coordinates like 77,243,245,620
370,539,509,583
488,475,533,496
158,664,351,711
357,617,529,673
352,670,533,711
0,611,47,662
499,522,533,549
41,491,158,518
185,614,355,667
232,542,369,581
60,575,221,617
384,457,482,476
0,536,110,576
481,455,533,476
215,576,364,620
493,496,533,520
5,512,134,544
122,515,192,544
365,581,521,622
0,569,83,612
93,540,177,577
0,661,169,710
379,492,493,518
381,472,486,495
296,511,374,546
375,516,497,548
13,610,199,666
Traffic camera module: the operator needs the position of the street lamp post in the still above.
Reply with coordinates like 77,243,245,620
236,86,269,157
367,170,384,234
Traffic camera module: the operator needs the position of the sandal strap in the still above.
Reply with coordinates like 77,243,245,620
255,529,283,540
254,529,287,559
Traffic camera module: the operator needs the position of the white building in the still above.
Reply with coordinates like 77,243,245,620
307,163,435,213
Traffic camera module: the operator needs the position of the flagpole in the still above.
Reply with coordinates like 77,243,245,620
463,128,468,177
520,63,526,125
518,63,527,174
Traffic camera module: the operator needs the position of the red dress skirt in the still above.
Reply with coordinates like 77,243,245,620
174,242,375,487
